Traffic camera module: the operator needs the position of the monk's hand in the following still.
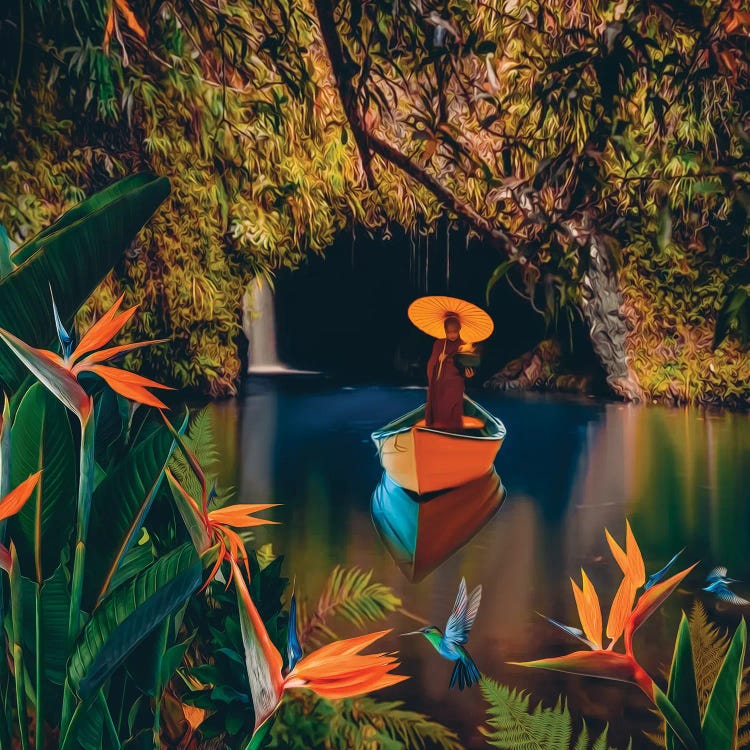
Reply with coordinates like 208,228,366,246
438,353,447,364
465,367,475,378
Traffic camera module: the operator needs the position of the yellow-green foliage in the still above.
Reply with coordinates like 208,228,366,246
2,0,749,400
0,1,443,395
480,678,630,749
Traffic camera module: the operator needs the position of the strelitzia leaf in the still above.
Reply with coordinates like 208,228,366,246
665,614,701,750
67,543,201,700
702,618,747,750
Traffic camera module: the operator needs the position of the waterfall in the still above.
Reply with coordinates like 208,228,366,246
243,276,284,372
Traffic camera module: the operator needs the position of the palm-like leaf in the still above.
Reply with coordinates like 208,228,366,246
9,383,76,581
82,413,187,610
296,566,401,648
0,173,169,394
67,542,201,701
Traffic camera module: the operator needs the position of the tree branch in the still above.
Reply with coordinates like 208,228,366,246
314,0,375,187
312,0,517,254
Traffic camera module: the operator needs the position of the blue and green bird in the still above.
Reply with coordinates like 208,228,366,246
403,577,482,690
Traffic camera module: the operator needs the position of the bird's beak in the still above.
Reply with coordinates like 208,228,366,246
400,631,422,637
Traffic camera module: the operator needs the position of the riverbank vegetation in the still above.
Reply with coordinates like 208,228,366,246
1,0,749,403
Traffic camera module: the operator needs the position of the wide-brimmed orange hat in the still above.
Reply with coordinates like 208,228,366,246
407,296,494,343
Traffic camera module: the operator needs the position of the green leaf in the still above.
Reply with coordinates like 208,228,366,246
67,543,201,700
21,565,70,686
9,383,76,581
479,677,622,749
0,173,170,395
0,225,13,278
666,614,701,750
161,631,195,685
486,259,517,305
108,540,154,593
702,618,747,750
83,413,187,610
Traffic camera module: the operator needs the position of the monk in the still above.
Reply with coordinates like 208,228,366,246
425,316,475,432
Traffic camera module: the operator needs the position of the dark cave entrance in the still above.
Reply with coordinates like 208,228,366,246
272,222,600,385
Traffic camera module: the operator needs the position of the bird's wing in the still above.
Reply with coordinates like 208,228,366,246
286,594,303,671
644,548,685,591
706,566,728,584
445,578,481,645
714,584,750,606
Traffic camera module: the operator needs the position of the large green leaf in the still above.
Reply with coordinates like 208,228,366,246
21,565,70,687
665,613,701,750
11,174,160,266
0,173,170,394
83,413,187,610
67,543,201,701
9,383,76,580
702,618,747,750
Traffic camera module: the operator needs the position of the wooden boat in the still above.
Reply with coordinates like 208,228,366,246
370,395,506,494
371,468,506,582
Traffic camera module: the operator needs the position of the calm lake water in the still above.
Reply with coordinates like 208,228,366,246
206,383,750,749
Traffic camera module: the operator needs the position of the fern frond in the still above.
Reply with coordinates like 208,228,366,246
343,696,464,750
297,566,401,649
169,406,233,506
272,692,463,750
480,677,625,750
739,665,750,748
688,600,731,714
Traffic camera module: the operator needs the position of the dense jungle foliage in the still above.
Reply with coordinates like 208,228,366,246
1,0,749,403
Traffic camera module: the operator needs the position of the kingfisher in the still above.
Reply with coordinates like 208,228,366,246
703,566,749,606
403,577,482,690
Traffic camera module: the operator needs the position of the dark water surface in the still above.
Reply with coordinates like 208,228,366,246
206,384,750,748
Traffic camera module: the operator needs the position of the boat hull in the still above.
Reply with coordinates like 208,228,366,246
371,395,505,493
371,469,506,582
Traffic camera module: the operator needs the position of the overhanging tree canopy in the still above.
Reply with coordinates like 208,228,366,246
1,0,748,403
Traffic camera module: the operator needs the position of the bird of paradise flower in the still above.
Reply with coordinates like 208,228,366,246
512,521,701,750
163,422,408,746
161,415,279,589
231,558,407,748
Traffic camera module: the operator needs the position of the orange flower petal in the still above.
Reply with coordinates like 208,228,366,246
606,575,636,645
625,520,646,588
87,364,173,409
0,472,42,522
605,529,629,576
103,6,115,52
208,504,280,528
571,571,602,650
286,629,406,700
624,563,698,655
74,338,170,368
71,295,132,362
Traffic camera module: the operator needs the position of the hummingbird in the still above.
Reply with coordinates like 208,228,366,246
703,566,749,606
403,577,482,690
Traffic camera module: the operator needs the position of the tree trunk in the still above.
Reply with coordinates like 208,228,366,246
580,237,644,401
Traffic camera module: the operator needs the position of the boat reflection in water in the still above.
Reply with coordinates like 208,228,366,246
370,468,506,583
